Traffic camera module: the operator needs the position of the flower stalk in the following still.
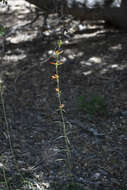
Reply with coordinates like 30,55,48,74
50,39,73,182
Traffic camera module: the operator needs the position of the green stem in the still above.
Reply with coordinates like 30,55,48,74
55,48,73,182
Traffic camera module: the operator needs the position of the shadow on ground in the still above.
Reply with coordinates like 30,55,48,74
0,1,127,189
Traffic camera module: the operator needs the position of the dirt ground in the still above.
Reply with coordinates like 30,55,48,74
0,1,127,189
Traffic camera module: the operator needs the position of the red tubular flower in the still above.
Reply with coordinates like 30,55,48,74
50,62,63,66
55,50,63,55
59,104,64,109
58,62,63,65
56,88,60,92
51,74,59,80
50,62,57,65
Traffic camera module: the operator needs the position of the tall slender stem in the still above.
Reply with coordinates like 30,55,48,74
54,41,73,182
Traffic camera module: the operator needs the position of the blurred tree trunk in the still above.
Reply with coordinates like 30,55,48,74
25,0,127,29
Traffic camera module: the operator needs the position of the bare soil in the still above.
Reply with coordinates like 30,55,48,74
0,1,127,189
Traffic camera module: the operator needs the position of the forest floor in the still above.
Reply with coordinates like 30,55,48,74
0,1,127,190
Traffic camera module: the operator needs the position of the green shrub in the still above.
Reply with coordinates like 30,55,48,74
77,94,108,116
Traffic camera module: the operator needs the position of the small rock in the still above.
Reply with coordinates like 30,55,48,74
120,111,127,116
92,172,101,180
